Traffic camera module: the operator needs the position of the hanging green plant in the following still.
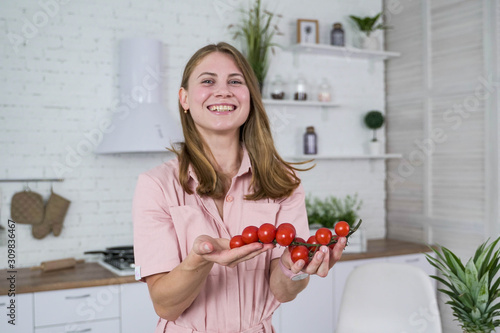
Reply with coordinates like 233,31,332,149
229,0,282,91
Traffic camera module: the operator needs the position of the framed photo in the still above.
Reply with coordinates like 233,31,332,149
297,19,319,44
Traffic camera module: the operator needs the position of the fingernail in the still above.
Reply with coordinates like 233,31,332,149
321,246,328,253
203,244,211,252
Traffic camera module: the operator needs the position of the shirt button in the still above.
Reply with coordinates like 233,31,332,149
226,196,233,203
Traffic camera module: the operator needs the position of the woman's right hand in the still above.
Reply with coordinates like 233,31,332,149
192,235,274,268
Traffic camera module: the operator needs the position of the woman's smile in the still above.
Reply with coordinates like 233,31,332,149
207,104,237,113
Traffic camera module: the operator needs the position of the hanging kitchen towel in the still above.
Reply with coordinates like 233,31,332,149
11,190,44,224
32,190,71,239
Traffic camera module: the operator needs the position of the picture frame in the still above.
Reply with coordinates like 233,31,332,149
297,19,319,44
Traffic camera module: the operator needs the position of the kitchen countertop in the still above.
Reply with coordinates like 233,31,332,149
0,238,432,295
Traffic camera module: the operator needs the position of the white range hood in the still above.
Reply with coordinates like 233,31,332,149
95,38,183,154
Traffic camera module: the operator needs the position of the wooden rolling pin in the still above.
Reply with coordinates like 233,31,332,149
31,258,85,272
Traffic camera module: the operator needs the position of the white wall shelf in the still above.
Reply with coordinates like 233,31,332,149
263,99,340,108
289,43,401,60
283,154,403,160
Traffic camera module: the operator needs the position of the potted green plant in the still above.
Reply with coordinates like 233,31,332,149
349,12,391,50
229,0,282,91
364,110,385,155
426,237,500,332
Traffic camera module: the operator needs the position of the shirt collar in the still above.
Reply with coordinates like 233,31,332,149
187,145,252,184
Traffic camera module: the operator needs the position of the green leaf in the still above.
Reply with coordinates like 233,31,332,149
476,273,490,313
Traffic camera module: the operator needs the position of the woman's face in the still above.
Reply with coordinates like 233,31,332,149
179,52,251,142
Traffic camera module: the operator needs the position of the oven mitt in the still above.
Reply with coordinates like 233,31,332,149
32,190,71,239
11,191,44,224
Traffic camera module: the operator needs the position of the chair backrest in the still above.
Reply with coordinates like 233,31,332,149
335,262,442,333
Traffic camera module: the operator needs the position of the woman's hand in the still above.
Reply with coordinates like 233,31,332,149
282,236,347,278
192,235,275,268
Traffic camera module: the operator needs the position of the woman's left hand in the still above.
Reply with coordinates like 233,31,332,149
283,236,347,278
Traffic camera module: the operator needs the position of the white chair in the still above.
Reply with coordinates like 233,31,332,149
335,262,442,333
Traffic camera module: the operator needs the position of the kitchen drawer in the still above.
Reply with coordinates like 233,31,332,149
0,293,34,333
387,252,436,289
34,318,119,333
120,283,158,333
386,253,434,274
34,286,120,327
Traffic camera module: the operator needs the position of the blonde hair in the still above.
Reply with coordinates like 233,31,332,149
170,42,312,200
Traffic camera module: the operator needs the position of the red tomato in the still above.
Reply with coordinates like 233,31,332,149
241,226,259,244
275,223,296,246
291,245,310,264
289,237,306,252
315,228,333,245
334,221,350,237
230,235,245,249
306,235,320,254
257,223,277,244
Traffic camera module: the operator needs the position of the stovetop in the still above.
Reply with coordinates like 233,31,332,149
98,259,135,276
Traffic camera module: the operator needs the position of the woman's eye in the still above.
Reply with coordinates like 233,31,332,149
229,80,243,85
201,79,214,84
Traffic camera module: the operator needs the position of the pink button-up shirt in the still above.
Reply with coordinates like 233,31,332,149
133,148,309,333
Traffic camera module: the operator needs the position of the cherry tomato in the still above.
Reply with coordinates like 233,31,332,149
291,245,310,264
315,227,333,245
289,237,306,252
275,223,296,246
257,223,277,244
306,235,320,254
230,235,245,249
241,226,259,244
334,221,350,237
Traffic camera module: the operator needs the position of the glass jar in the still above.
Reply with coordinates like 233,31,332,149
270,75,286,100
318,78,332,102
294,76,308,101
303,126,317,154
330,23,345,46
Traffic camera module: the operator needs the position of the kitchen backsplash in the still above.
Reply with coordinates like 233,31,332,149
0,0,386,269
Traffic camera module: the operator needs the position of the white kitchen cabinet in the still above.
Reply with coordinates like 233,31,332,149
34,318,120,333
34,285,120,332
278,273,335,333
0,293,34,333
387,253,437,289
274,252,436,333
120,282,158,333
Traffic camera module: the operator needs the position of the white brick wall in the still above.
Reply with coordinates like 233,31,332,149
0,0,385,268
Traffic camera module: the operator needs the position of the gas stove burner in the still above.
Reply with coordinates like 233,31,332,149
85,245,135,276
103,257,135,270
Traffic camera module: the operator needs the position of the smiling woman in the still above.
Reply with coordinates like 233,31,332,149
132,42,347,333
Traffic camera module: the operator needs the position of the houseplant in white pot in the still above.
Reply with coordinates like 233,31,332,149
364,110,385,155
426,237,500,332
349,12,390,50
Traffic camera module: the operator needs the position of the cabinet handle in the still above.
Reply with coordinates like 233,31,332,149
66,329,91,333
405,258,420,263
65,294,91,300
